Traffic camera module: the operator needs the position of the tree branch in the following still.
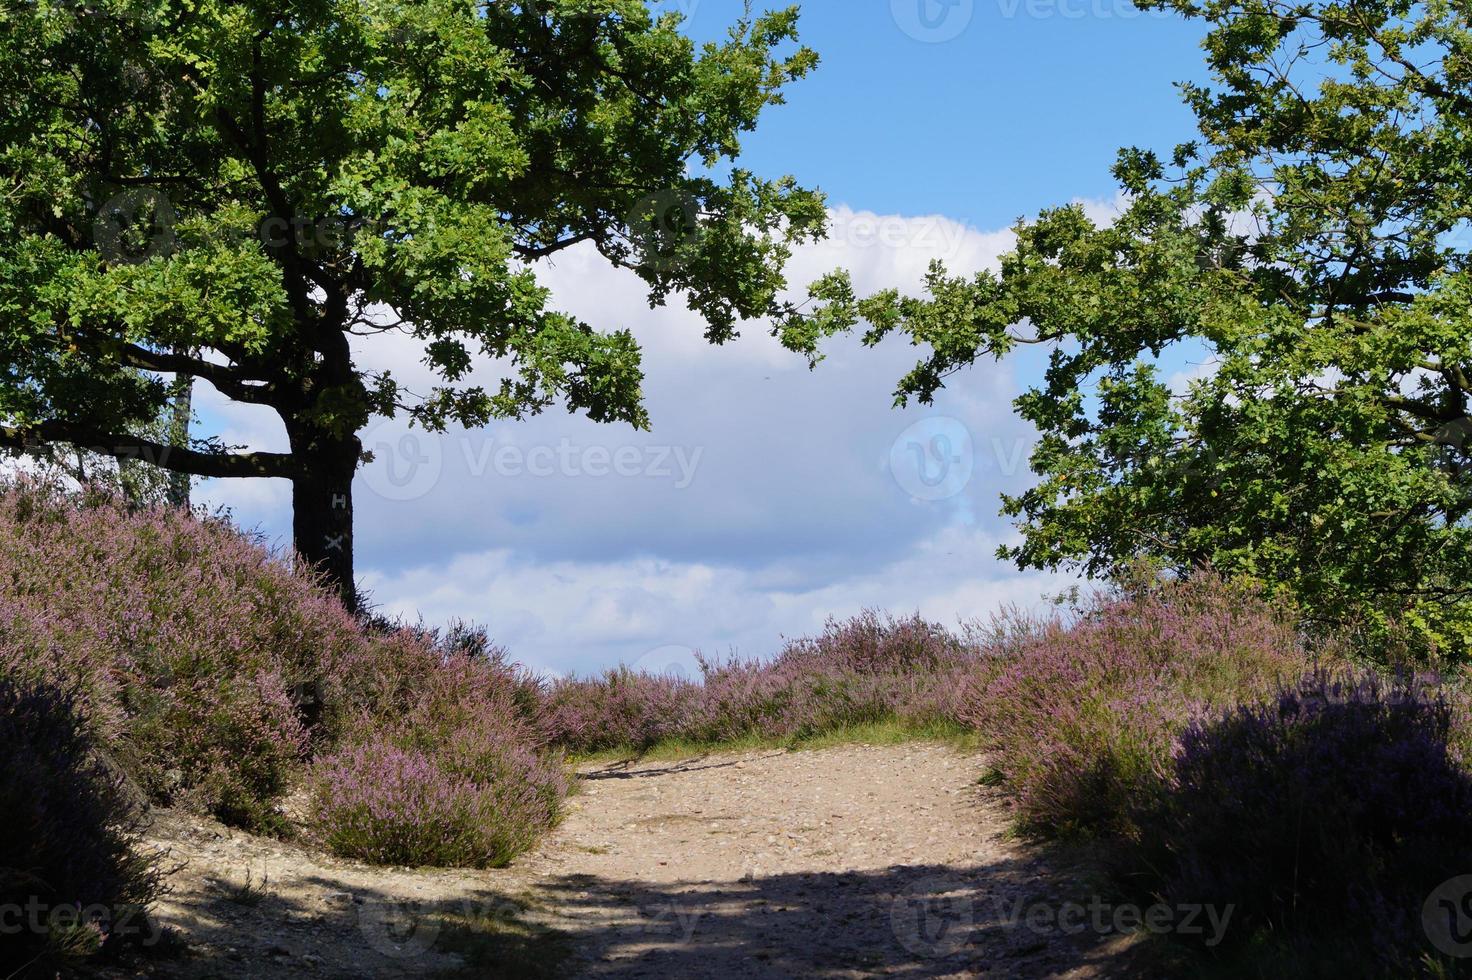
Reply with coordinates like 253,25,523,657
0,420,297,480
514,233,597,261
117,343,284,406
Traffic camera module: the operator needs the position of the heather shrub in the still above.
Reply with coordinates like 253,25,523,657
308,741,560,869
0,478,569,867
539,668,705,754
1122,670,1472,973
540,611,973,753
695,652,963,743
772,610,968,676
0,675,161,976
308,626,567,868
0,478,361,831
958,574,1315,837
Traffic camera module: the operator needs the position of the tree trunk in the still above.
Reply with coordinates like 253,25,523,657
290,434,360,612
165,370,193,508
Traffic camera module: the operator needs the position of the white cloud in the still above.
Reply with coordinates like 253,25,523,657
1166,358,1220,397
361,525,1070,677
196,206,1078,672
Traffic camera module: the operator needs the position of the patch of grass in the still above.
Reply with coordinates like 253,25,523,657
567,717,977,765
221,867,272,907
977,766,1006,787
431,895,573,980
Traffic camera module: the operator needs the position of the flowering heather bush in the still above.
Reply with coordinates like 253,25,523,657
540,611,971,753
308,740,560,869
1124,670,1472,970
0,479,568,866
0,478,362,831
539,668,704,754
958,574,1315,837
0,675,161,975
308,625,566,868
772,609,969,676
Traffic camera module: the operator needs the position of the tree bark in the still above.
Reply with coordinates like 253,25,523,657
289,431,360,612
165,370,194,508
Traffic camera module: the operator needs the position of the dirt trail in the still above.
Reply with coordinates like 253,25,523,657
111,744,1128,979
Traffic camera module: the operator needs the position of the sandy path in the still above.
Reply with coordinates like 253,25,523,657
108,744,1126,978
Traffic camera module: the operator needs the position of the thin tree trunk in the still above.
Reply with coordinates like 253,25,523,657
165,370,193,508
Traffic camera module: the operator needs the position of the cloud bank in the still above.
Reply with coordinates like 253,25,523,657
196,207,1079,675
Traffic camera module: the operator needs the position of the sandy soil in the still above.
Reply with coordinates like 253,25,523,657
94,744,1133,978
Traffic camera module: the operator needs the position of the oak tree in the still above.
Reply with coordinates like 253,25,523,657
0,0,825,607
784,0,1472,657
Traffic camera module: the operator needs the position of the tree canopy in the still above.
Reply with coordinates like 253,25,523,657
0,0,826,606
782,0,1472,658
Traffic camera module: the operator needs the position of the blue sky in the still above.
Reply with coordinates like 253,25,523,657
196,1,1216,676
685,0,1206,226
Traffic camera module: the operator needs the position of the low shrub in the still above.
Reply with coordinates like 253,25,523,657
0,479,360,832
0,675,161,977
771,609,968,676
539,611,972,754
308,740,561,869
957,574,1315,837
308,626,567,868
0,478,569,868
1122,670,1472,974
539,668,704,754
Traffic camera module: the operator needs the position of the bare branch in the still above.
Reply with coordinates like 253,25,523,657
0,420,297,480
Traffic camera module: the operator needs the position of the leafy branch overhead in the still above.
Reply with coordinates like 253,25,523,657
0,0,827,603
781,0,1472,657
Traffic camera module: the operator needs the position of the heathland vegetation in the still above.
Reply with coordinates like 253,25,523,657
7,0,1472,977
5,478,1472,976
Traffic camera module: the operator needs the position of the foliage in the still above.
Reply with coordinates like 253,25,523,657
781,0,1472,659
309,625,567,868
1123,670,1472,974
957,573,1313,836
308,739,562,870
540,611,971,754
0,0,827,602
0,477,568,861
541,667,704,754
22,371,193,509
0,674,162,976
0,478,355,831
